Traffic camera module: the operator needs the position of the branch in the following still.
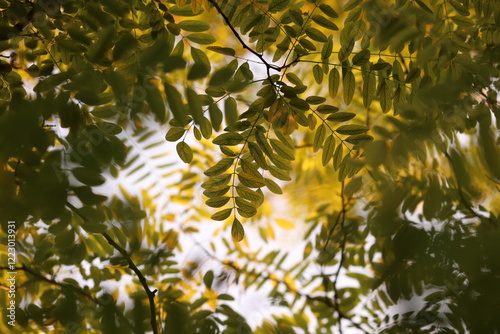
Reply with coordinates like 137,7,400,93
0,265,97,304
207,0,281,74
66,202,159,334
191,236,370,334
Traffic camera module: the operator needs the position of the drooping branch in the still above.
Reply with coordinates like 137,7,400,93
65,202,159,334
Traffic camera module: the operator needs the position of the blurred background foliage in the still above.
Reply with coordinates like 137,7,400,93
0,0,499,333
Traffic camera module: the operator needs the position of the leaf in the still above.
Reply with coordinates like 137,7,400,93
305,27,328,42
238,172,266,188
414,0,433,13
317,104,340,114
405,68,421,83
326,112,356,122
224,97,238,128
450,15,474,27
312,15,339,30
343,0,363,11
165,127,186,142
352,49,371,66
363,71,376,108
322,135,335,166
209,103,223,131
176,142,193,163
329,67,340,98
207,46,236,56
231,218,245,241
178,20,211,32
213,132,244,146
211,208,233,221
448,0,469,16
319,4,339,18
313,65,324,84
165,83,188,126
186,88,204,125
336,124,369,135
203,271,214,289
333,141,343,170
268,165,291,181
186,33,216,45
73,186,107,205
343,70,355,105
205,196,231,208
204,158,235,177
313,123,326,152
72,168,105,186
265,178,283,194
248,142,268,169
270,139,295,160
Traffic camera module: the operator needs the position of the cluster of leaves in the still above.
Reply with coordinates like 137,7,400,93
0,0,499,333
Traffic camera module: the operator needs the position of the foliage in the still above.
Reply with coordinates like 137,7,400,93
0,0,500,333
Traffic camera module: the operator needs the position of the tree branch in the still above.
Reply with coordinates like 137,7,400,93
65,202,159,334
0,265,98,304
207,0,282,74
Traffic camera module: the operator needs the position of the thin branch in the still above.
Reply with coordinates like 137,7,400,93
191,236,370,333
0,265,98,304
207,0,281,74
66,202,160,334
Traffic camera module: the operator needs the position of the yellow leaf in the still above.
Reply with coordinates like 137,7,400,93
276,218,295,229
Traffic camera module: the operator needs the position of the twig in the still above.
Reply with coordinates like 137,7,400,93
207,0,281,75
0,265,97,303
66,202,160,334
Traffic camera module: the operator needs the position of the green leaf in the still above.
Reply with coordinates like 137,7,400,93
178,20,211,32
265,178,283,194
414,0,433,13
205,196,231,208
176,142,193,163
317,104,340,114
203,271,214,289
270,139,295,160
238,171,266,188
343,0,363,11
313,123,326,152
187,33,216,45
352,49,371,66
363,71,376,108
313,65,324,84
231,218,245,241
248,142,268,169
165,127,186,142
450,15,474,27
343,70,355,105
336,124,369,135
211,208,233,221
322,135,335,166
268,165,291,181
224,97,238,128
204,158,235,177
312,15,339,30
449,0,469,15
326,112,356,122
405,68,421,83
319,4,339,18
207,46,236,56
305,27,328,42
165,83,188,126
72,168,105,186
328,67,341,99
186,88,204,125
333,142,343,170
73,186,107,205
213,132,244,146
145,85,166,122
306,96,327,105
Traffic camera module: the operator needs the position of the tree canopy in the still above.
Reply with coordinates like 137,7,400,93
1,0,499,333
